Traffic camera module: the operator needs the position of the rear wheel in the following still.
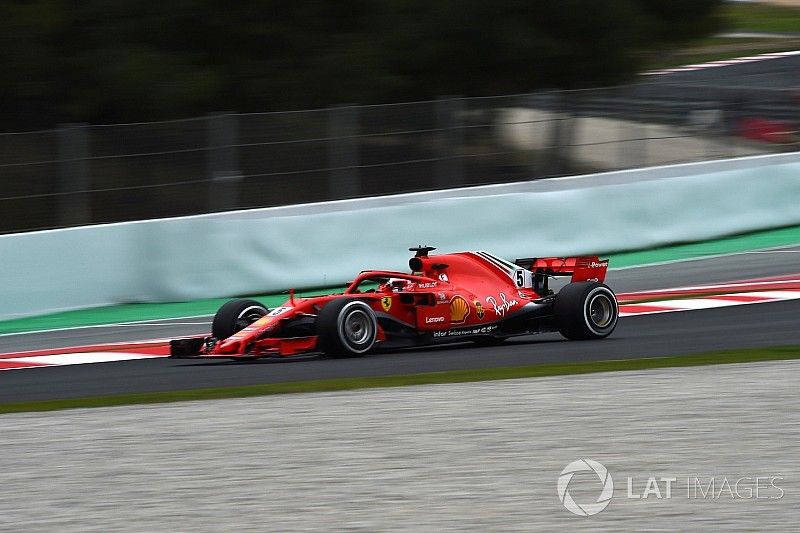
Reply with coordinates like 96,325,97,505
316,299,378,357
554,282,618,340
212,299,269,340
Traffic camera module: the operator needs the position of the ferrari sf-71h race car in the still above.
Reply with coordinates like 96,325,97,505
170,247,618,360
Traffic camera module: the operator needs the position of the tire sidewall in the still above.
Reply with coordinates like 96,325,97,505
335,300,378,354
581,285,618,338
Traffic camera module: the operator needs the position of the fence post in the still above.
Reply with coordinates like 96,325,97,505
207,112,241,212
617,87,647,169
327,105,360,200
546,91,569,176
57,123,90,227
542,91,578,176
527,91,553,178
435,96,464,189
617,87,648,169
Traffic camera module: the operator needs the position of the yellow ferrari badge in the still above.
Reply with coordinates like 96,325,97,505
381,296,392,312
475,300,485,320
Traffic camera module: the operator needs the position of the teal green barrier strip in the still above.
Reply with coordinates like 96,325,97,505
2,225,799,336
0,289,337,336
608,224,800,268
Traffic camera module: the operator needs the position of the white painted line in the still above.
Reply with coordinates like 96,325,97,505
620,280,800,295
0,338,173,359
743,291,800,300
619,288,800,317
650,299,736,310
3,352,159,366
643,49,800,76
742,250,800,254
0,315,213,338
611,244,800,271
106,321,211,327
619,310,671,317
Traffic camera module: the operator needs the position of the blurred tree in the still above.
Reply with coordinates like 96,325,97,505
0,0,722,128
639,0,724,44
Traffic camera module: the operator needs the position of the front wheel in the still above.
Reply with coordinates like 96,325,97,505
554,282,618,340
316,299,378,357
212,299,269,340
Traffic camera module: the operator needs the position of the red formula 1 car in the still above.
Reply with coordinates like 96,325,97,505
170,247,618,360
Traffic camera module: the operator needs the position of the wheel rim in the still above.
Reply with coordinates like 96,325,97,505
234,306,266,333
342,309,373,346
587,293,614,329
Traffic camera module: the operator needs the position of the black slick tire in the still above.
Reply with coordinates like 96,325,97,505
212,299,269,340
316,299,378,357
554,282,618,340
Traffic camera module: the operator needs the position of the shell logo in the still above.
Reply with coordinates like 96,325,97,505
450,296,470,323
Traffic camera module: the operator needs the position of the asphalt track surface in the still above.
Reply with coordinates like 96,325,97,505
646,53,800,90
1,247,799,404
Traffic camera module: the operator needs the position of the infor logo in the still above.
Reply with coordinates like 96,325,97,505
557,459,614,516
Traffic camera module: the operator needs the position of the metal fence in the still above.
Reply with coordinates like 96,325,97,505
1,85,797,234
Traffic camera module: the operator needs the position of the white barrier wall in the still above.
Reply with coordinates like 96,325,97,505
2,152,799,321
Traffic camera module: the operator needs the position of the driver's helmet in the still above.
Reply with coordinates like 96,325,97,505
386,278,410,292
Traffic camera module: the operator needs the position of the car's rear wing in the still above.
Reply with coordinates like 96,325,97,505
514,256,609,283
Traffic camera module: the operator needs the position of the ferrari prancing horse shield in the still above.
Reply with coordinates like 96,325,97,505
381,296,392,312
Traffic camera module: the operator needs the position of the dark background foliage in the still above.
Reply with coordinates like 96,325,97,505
0,0,722,129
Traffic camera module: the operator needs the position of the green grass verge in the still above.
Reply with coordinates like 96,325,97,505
2,345,798,414
724,2,800,35
645,2,800,70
